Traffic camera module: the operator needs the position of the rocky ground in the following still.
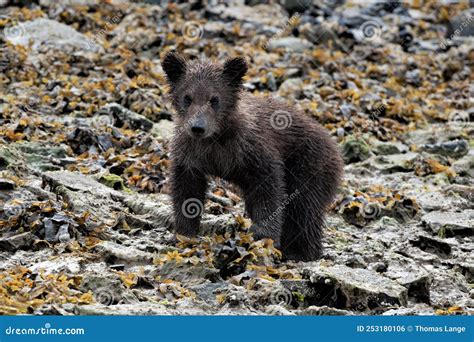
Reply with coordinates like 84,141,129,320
0,0,473,316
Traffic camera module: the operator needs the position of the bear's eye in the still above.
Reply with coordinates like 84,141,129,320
210,96,219,108
183,95,192,107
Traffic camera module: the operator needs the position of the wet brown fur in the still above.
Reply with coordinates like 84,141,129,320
162,53,343,261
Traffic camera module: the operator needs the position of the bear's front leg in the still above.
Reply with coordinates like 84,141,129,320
170,163,208,237
242,164,286,246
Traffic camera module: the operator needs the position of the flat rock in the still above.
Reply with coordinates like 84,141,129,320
0,232,35,252
447,9,474,38
422,210,473,236
4,18,103,53
208,4,287,27
73,302,209,315
267,37,313,52
296,305,355,316
419,139,469,158
0,178,16,190
30,257,82,274
362,152,418,173
95,103,154,132
303,265,408,311
152,120,175,140
93,241,154,265
384,254,431,304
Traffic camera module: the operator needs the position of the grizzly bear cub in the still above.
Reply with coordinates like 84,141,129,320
162,52,343,261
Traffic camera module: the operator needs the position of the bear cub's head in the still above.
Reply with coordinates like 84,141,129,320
162,53,247,139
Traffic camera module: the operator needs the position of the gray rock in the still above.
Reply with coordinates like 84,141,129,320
303,265,408,311
419,139,469,158
156,262,220,287
80,274,126,306
73,302,209,315
422,210,474,236
0,232,35,252
447,9,474,38
444,184,474,202
297,305,355,316
0,178,16,190
278,78,304,99
151,120,174,140
410,233,453,256
267,37,313,52
30,257,82,274
93,241,154,265
452,150,474,177
4,18,102,53
371,140,409,156
95,103,154,132
382,304,435,316
363,152,418,173
429,268,471,308
341,136,373,164
208,4,287,27
384,254,431,304
279,0,311,12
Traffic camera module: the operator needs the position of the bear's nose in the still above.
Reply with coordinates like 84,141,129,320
191,122,206,136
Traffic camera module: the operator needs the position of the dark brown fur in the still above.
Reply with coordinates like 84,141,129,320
162,52,343,261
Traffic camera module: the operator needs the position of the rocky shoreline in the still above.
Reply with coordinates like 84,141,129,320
0,0,473,315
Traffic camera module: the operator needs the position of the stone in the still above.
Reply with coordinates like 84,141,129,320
302,265,408,311
95,103,154,132
419,139,469,158
278,78,304,99
384,254,431,304
80,274,125,306
447,9,474,38
0,232,35,252
341,136,372,164
371,140,409,156
208,4,287,27
4,18,103,53
93,241,154,265
267,37,313,52
297,305,354,316
422,210,473,237
363,152,418,173
452,151,474,178
279,0,312,12
0,178,16,190
151,120,174,140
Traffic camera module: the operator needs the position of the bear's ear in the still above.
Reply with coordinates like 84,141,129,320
162,52,187,85
222,57,247,87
